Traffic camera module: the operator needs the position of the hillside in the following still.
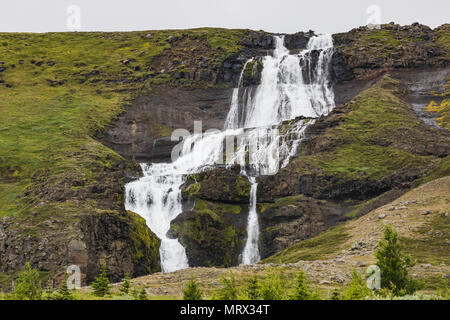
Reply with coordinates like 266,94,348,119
0,23,449,291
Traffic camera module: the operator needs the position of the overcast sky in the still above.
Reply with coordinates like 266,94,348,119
1,0,448,34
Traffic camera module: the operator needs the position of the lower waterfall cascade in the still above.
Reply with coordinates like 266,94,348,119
124,34,336,272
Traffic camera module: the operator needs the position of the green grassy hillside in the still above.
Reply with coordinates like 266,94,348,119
0,28,248,217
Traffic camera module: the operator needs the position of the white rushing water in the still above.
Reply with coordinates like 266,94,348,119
241,177,260,264
125,34,335,271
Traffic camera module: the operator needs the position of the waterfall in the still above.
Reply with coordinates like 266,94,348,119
241,177,260,264
224,58,253,130
124,129,239,272
124,33,335,272
232,34,335,264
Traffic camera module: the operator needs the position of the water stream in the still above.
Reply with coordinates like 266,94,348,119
125,34,335,271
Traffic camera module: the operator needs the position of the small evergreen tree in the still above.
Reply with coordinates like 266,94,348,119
375,225,420,295
137,288,148,300
54,276,74,300
183,277,203,300
329,289,341,300
14,262,42,300
243,276,260,300
130,287,139,300
119,274,131,295
342,270,371,300
91,266,111,297
291,271,313,300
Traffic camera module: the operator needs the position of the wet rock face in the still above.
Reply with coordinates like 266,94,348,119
100,86,234,163
395,68,450,128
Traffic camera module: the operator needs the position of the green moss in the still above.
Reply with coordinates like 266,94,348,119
150,73,171,85
263,224,350,263
414,155,450,187
435,25,450,57
127,211,161,273
174,198,245,267
268,194,303,209
361,29,401,48
243,59,263,84
319,144,430,181
236,176,251,198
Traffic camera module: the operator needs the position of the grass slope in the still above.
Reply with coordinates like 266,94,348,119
0,28,246,217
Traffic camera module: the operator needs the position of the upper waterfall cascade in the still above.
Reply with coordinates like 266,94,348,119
125,34,336,272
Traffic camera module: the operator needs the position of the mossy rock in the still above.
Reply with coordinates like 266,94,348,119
170,198,247,267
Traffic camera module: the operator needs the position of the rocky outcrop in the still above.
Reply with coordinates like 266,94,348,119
283,31,315,50
0,143,160,288
181,168,251,204
170,199,248,267
331,23,449,82
0,210,160,287
259,196,347,258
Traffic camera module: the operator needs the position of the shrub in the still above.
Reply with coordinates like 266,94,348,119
212,270,239,300
342,270,371,300
14,262,42,300
258,269,287,300
183,277,203,300
329,289,341,300
91,266,111,297
375,225,420,295
48,276,74,300
137,288,148,300
243,276,260,300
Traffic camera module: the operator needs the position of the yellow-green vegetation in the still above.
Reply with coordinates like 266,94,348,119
319,76,432,178
262,224,350,263
425,76,450,131
359,29,401,48
257,194,304,215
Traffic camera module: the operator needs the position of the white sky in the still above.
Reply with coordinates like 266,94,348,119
1,0,448,34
